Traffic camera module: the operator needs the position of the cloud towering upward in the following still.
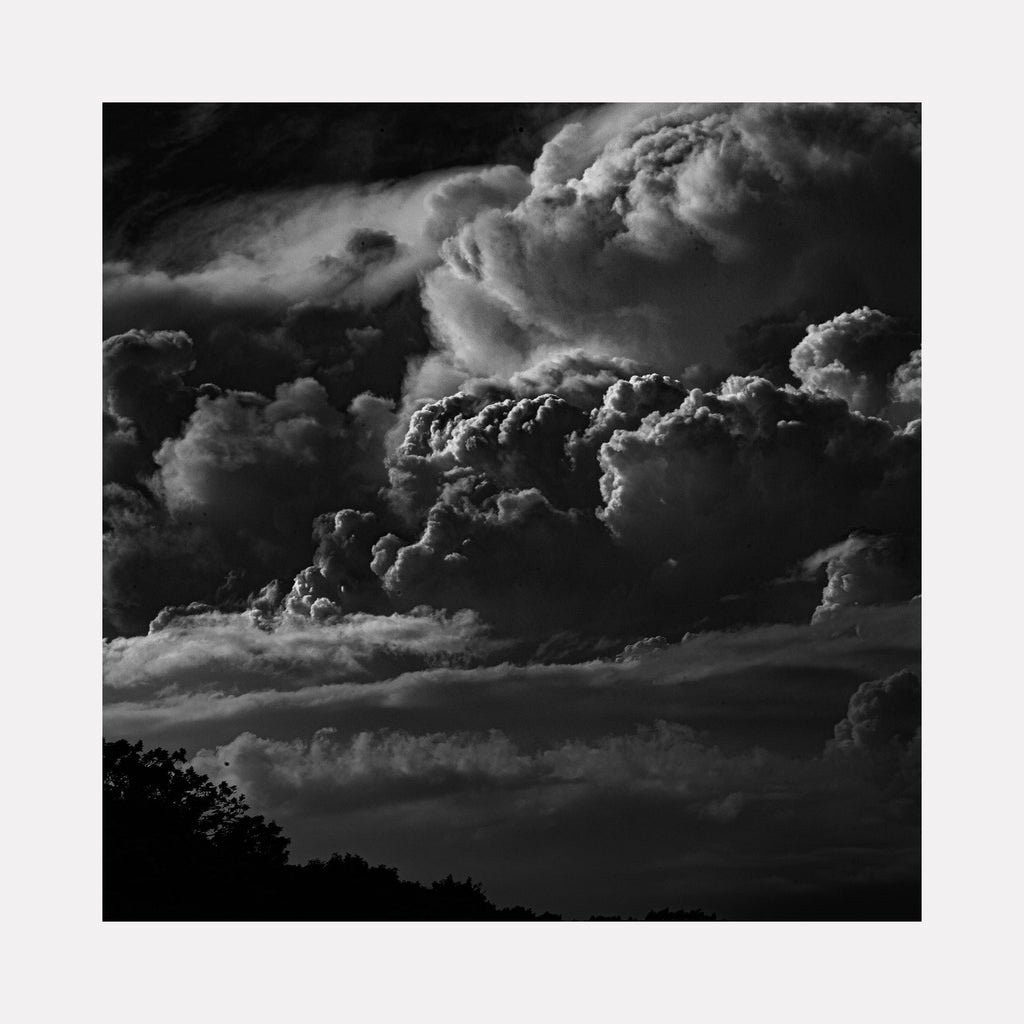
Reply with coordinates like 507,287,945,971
413,103,920,396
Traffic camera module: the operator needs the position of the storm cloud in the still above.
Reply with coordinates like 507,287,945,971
103,103,921,919
411,103,920,401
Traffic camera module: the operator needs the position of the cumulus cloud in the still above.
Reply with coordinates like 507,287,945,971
241,367,920,644
827,668,921,809
507,350,650,406
102,227,436,637
599,377,918,565
154,378,386,523
373,488,617,637
103,411,149,488
104,379,398,634
410,103,920,402
279,509,390,620
103,173,454,433
106,270,433,410
810,533,921,623
102,329,211,488
103,108,922,642
830,668,921,754
103,329,198,439
105,340,921,679
889,347,922,416
790,307,921,422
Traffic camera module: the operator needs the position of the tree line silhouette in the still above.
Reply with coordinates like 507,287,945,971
103,739,717,921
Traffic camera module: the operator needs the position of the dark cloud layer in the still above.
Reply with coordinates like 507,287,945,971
103,103,921,919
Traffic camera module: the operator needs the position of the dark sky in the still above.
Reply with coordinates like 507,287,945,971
102,102,921,920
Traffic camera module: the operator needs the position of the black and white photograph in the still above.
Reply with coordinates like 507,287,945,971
101,100,923,922
7,0,1024,1013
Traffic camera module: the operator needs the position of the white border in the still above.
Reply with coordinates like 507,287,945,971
6,2,1020,1019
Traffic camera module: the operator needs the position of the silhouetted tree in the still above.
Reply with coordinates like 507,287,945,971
104,739,288,919
103,738,713,921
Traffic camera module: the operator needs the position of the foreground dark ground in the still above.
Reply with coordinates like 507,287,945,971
104,739,720,921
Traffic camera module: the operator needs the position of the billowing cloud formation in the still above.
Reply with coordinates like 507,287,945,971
281,509,390,619
790,307,921,423
811,533,921,623
154,378,388,528
104,379,397,635
831,668,921,751
102,329,211,487
413,103,919,400
890,347,922,409
276,365,920,642
103,329,198,440
423,165,533,245
104,105,922,643
598,375,918,580
102,223,436,637
103,158,542,636
103,105,921,919
105,258,432,407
